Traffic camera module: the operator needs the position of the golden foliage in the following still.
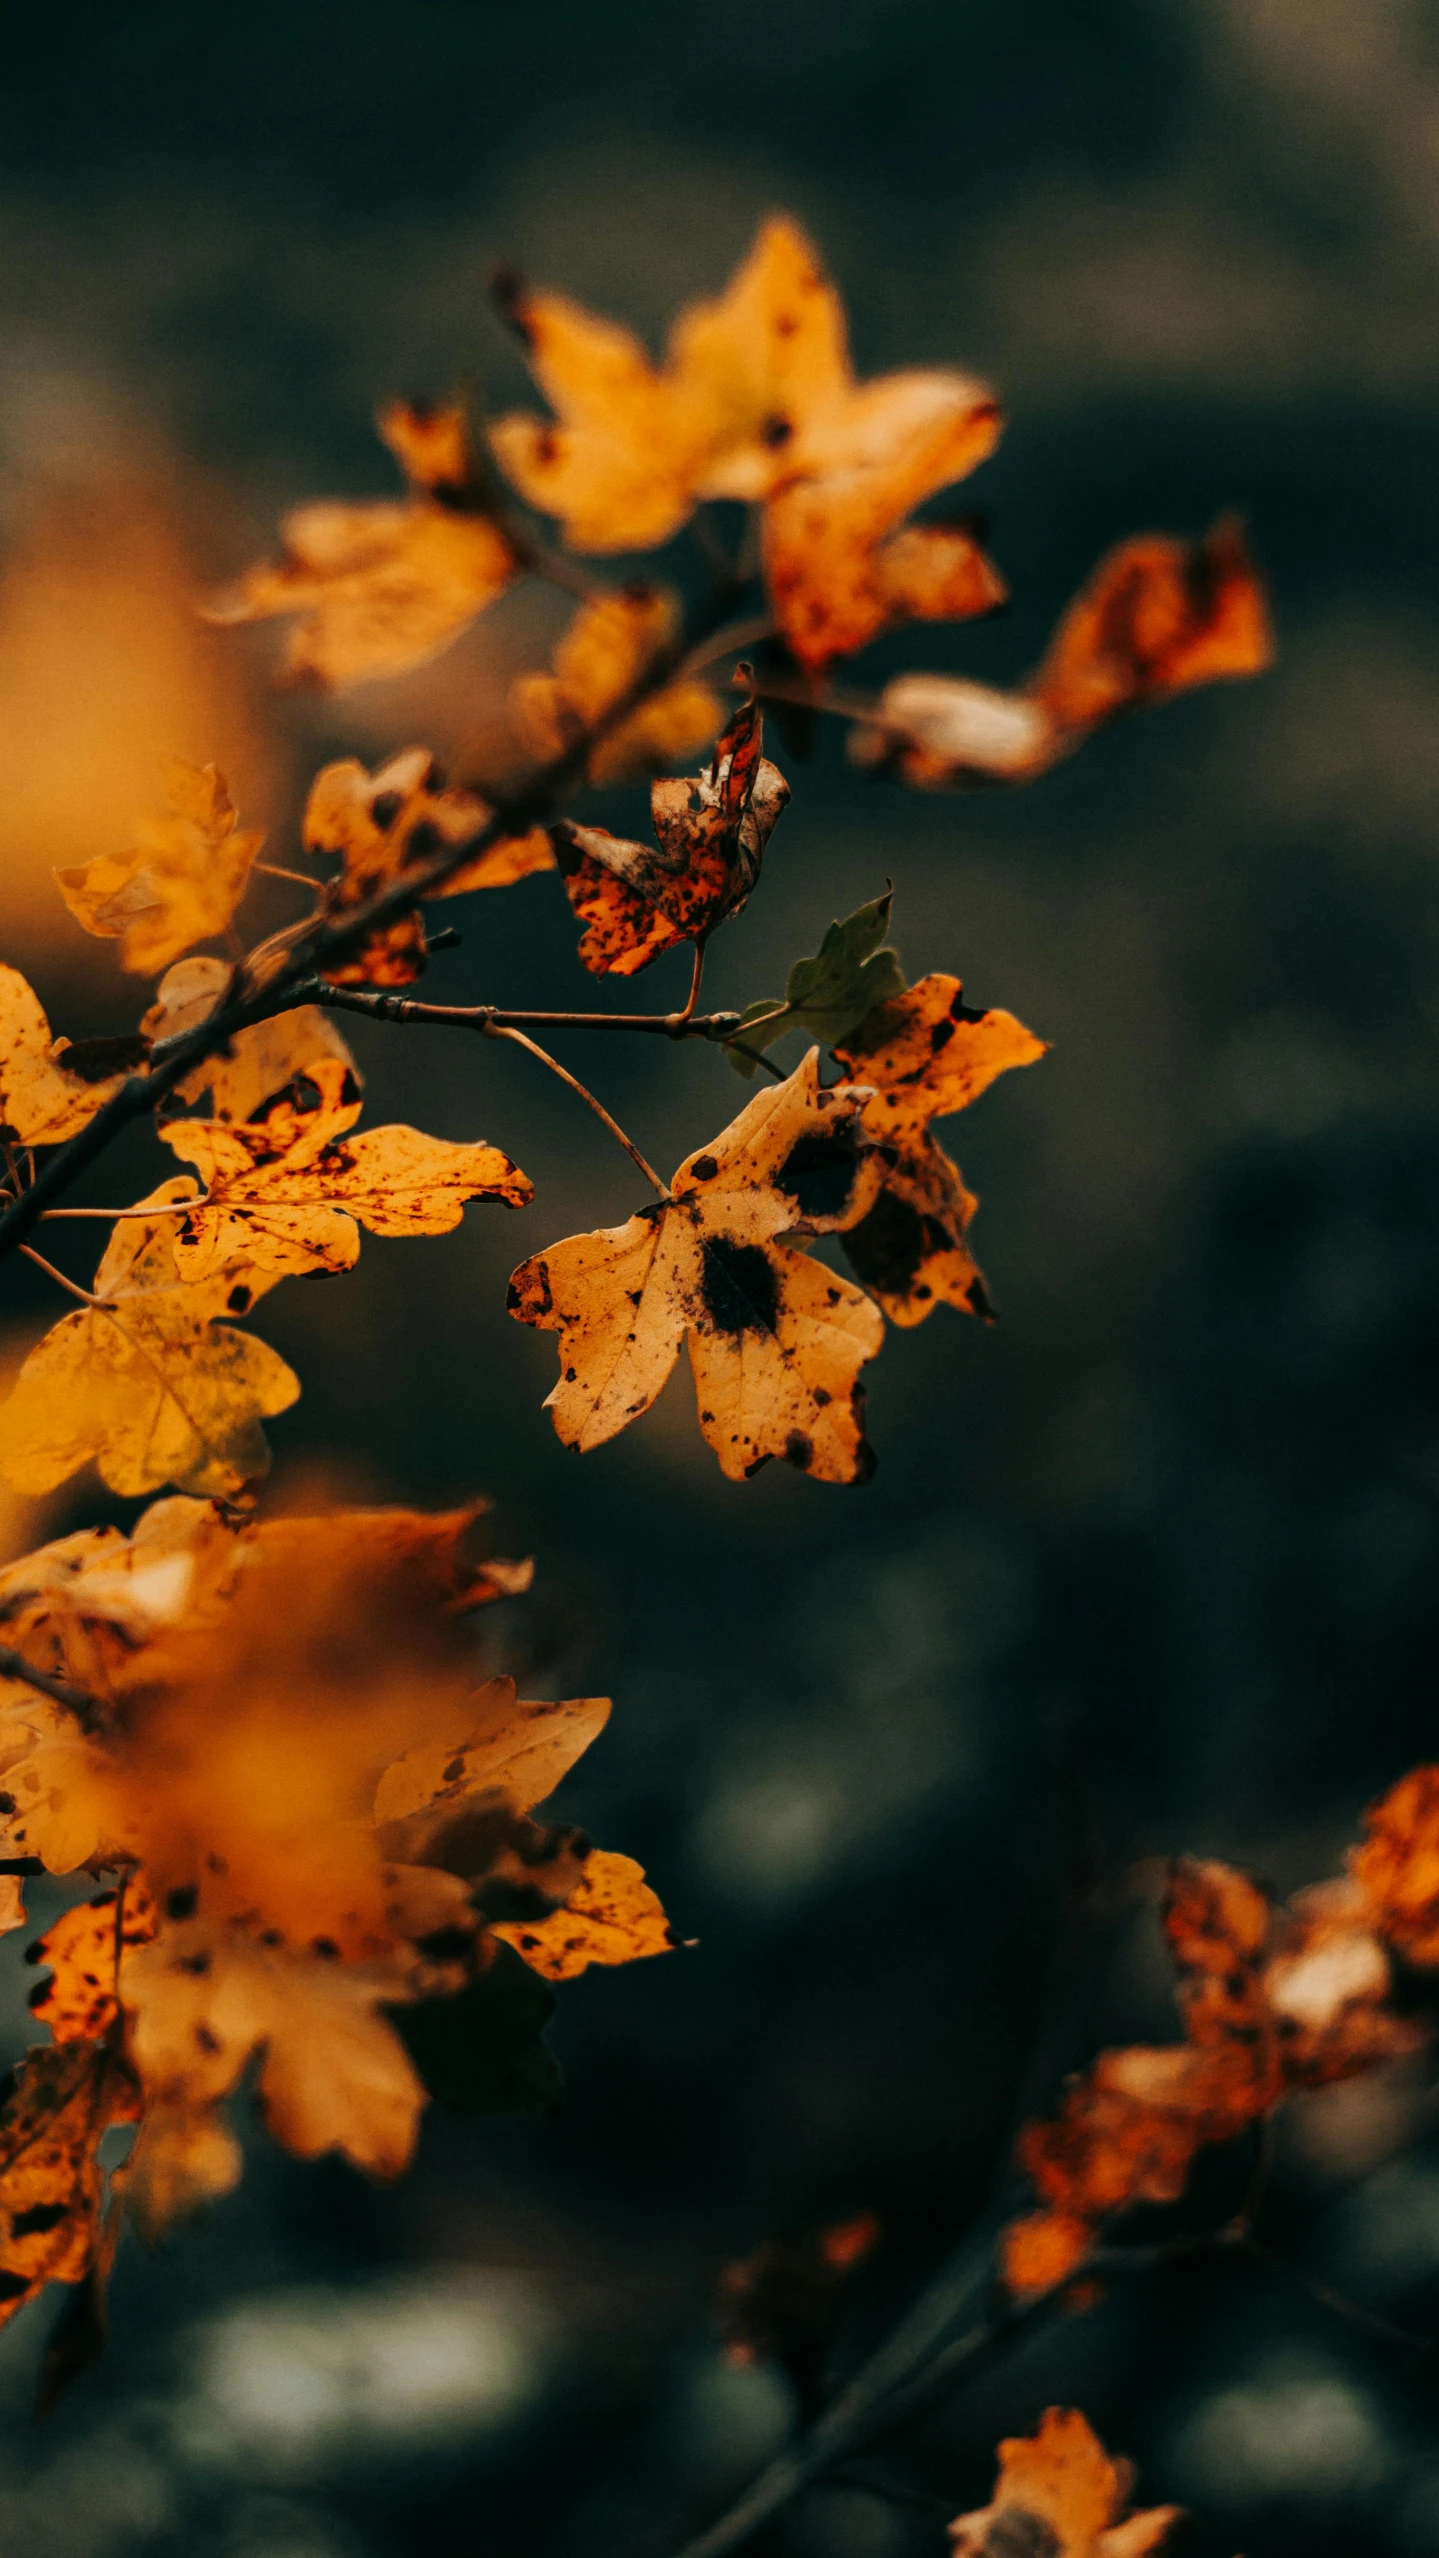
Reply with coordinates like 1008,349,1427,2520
303,744,553,988
552,696,788,975
0,1182,298,1502
0,965,130,1147
143,955,361,1123
508,1051,886,1481
0,2042,138,2338
162,1054,531,1282
510,587,721,785
949,2408,1181,2558
832,975,1046,1324
205,402,520,691
55,758,262,976
493,1850,674,1979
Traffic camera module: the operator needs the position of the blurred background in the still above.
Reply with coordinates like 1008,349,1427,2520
3,2,1439,2551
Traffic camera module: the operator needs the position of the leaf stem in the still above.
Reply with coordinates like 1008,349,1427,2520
483,1025,670,1199
18,1245,104,1309
252,860,322,891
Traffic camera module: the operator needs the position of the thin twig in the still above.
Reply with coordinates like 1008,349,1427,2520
483,1025,670,1199
0,1647,107,1729
252,860,322,891
18,1246,104,1310
302,982,746,1044
680,614,776,679
39,1199,209,1222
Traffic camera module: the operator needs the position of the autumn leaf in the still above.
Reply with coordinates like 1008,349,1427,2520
0,1179,299,1502
204,400,521,690
552,695,789,976
831,974,1046,1324
0,964,131,1145
508,1049,886,1481
0,2041,138,2337
303,744,554,988
949,2408,1182,2558
28,1883,160,2045
55,759,262,976
161,1054,531,1284
143,955,361,1124
727,889,906,1077
1349,1765,1439,1963
510,587,721,786
493,1850,674,1979
719,2214,881,2374
491,217,1003,666
851,519,1271,787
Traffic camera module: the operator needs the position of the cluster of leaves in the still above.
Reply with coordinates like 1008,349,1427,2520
0,1495,671,2368
0,214,1274,2420
1002,1772,1439,2295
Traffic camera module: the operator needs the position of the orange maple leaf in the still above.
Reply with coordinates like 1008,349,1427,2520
851,519,1272,786
949,2408,1182,2558
55,759,262,977
552,695,789,976
0,2043,138,2339
509,586,722,786
141,955,361,1124
0,964,131,1146
508,1050,887,1481
205,401,521,690
831,974,1047,1323
491,217,1003,667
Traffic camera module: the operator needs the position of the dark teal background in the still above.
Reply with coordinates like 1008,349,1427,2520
3,4,1439,2553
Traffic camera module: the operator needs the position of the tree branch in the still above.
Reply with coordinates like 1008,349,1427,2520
0,585,744,1268
301,983,745,1043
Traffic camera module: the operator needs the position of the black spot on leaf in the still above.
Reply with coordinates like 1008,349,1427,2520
701,1238,780,1336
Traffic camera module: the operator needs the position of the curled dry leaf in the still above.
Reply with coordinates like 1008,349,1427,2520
492,1849,674,1979
1349,1764,1439,1963
1002,1853,1415,2295
0,2042,139,2338
851,519,1272,786
492,216,1002,666
162,1053,531,1283
552,696,789,976
303,745,553,989
204,401,520,690
0,964,130,1146
510,587,721,786
508,1049,886,1482
0,1180,299,1503
55,759,262,977
949,2408,1181,2558
143,955,361,1124
832,974,1046,1324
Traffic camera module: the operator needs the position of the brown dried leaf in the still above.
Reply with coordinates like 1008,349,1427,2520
303,744,553,988
831,975,1046,1323
55,759,262,976
0,1181,299,1502
1350,1764,1439,1964
28,1883,161,2045
508,1050,886,1481
552,696,789,976
205,401,520,690
949,2408,1182,2558
510,587,721,786
162,1054,531,1283
0,2042,139,2336
0,966,130,1146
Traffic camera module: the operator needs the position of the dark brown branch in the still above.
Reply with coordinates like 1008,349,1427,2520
0,591,758,1267
302,982,744,1042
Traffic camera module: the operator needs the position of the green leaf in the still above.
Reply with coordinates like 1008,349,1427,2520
726,891,906,1077
389,1944,562,2117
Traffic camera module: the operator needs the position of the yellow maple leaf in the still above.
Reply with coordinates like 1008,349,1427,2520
0,1179,299,1501
0,2041,138,2337
204,400,520,691
949,2409,1182,2558
0,963,131,1146
508,1049,887,1482
161,1054,531,1283
142,955,361,1123
831,975,1046,1324
28,1883,161,2045
55,758,262,976
511,587,722,786
493,1849,673,1980
551,694,789,977
303,744,554,988
492,217,1002,666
